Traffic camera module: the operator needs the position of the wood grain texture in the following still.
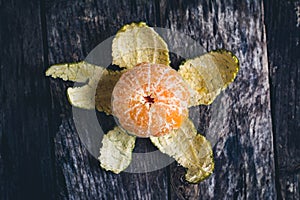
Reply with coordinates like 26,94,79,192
0,0,57,199
54,119,169,200
0,0,299,199
264,0,300,199
46,0,276,199
45,0,169,199
162,0,276,199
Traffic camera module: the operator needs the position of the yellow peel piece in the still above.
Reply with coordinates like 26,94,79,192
46,61,125,114
95,69,125,114
67,85,96,109
178,50,239,106
99,126,136,174
112,22,170,69
150,119,214,183
66,66,103,110
45,61,99,83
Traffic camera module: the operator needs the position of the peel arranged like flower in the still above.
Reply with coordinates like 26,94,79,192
46,22,239,183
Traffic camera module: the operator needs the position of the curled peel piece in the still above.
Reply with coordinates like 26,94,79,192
112,22,170,69
150,119,214,183
68,68,125,114
66,66,103,110
178,50,239,106
67,84,97,110
99,126,136,174
45,61,99,83
46,61,124,114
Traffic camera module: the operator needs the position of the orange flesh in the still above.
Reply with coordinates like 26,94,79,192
112,63,190,137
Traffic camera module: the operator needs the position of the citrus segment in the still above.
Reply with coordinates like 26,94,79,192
112,63,190,137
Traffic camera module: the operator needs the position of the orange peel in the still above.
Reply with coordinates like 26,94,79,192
46,22,240,183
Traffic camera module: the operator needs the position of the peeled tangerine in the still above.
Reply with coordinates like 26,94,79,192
112,63,190,137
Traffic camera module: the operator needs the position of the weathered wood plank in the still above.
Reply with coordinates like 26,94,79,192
45,0,279,199
264,0,300,199
3,0,297,199
45,0,169,199
0,0,57,199
160,0,277,199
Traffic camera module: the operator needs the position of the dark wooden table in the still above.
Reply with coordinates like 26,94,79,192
0,0,299,199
